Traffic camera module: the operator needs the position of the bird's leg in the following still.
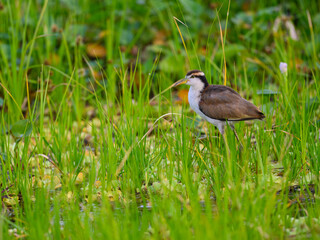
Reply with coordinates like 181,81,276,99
218,124,231,153
198,134,208,141
218,124,225,135
229,124,240,142
228,122,243,149
221,132,231,160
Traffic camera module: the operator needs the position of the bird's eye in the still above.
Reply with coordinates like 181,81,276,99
190,75,195,78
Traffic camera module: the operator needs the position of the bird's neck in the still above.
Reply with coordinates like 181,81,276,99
190,82,206,93
199,76,209,89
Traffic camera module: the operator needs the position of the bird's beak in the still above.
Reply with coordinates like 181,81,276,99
173,78,188,87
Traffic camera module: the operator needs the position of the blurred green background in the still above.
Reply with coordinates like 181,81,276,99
1,1,320,239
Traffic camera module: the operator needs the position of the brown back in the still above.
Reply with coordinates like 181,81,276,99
199,85,265,121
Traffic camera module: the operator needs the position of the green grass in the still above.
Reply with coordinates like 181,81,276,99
1,0,320,239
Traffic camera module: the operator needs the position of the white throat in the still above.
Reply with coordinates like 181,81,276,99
187,79,205,91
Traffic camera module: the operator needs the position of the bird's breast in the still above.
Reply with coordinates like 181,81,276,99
188,87,206,118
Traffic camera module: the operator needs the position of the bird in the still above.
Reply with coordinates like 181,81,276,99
173,70,265,143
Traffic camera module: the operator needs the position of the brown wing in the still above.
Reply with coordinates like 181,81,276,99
199,85,265,121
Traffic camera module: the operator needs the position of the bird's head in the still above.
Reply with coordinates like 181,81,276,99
174,70,209,90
